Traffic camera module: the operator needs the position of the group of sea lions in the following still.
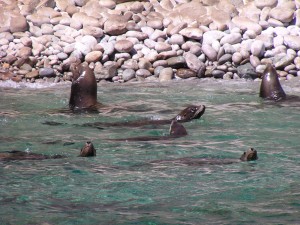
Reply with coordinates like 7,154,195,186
2,62,289,164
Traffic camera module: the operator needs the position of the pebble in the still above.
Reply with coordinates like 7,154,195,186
159,67,173,82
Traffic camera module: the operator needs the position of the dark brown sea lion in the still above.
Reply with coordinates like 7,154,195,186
108,120,188,141
42,104,205,128
69,63,102,111
79,141,96,157
259,64,286,101
82,104,205,129
148,148,258,166
0,142,96,161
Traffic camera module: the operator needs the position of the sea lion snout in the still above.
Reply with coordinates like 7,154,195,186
174,105,206,122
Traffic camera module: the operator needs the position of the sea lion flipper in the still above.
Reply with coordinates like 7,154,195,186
79,141,96,157
169,120,188,137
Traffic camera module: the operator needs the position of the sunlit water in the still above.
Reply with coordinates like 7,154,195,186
0,79,300,225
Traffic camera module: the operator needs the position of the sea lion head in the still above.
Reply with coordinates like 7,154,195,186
169,120,188,137
80,141,96,157
259,64,286,101
173,105,205,122
240,148,258,161
69,63,98,110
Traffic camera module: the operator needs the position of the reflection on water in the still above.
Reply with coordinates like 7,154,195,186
0,79,300,224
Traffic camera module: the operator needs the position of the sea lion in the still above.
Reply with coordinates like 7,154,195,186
0,142,96,161
259,64,286,101
79,141,96,157
42,104,205,129
69,63,101,111
82,104,205,129
108,120,188,141
148,148,258,166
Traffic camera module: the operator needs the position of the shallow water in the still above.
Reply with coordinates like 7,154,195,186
0,79,300,225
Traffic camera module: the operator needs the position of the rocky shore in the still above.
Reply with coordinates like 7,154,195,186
1,0,300,84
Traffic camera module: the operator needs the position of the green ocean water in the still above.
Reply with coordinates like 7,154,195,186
0,79,299,225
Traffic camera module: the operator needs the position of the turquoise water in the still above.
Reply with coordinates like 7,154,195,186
0,79,300,225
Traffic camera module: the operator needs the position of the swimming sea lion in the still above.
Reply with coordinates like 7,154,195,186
0,142,96,161
79,141,96,157
82,104,205,129
42,105,205,129
108,120,188,141
69,63,101,111
148,148,258,166
259,64,286,101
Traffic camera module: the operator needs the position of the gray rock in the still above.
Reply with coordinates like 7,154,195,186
94,63,118,80
212,70,225,79
218,54,232,65
202,44,217,61
136,69,152,78
183,52,206,77
39,68,55,78
251,40,265,57
237,63,258,79
220,33,242,45
122,68,136,81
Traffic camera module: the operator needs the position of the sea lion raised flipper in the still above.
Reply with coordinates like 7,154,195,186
79,141,96,157
259,64,286,101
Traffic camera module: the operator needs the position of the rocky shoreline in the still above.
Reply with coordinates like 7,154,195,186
1,0,300,84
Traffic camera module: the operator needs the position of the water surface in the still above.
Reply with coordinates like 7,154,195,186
0,79,300,224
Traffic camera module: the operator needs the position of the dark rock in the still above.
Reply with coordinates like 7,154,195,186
212,69,225,79
166,56,186,69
